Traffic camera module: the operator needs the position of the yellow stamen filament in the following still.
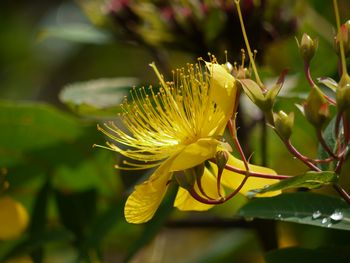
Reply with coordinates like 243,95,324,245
96,63,226,170
234,0,264,88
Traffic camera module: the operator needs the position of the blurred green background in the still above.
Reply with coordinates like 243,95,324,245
1,0,350,262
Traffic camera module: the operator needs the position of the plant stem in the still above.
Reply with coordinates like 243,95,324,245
309,157,335,164
228,118,250,171
333,183,350,205
304,61,336,104
304,61,316,87
234,136,249,171
224,176,249,201
188,188,224,205
316,130,337,158
335,156,345,174
216,168,223,198
234,0,264,89
188,176,248,204
284,140,321,171
222,163,291,180
197,176,213,200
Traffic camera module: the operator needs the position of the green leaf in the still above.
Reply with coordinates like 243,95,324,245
248,171,338,196
0,101,83,166
238,192,350,230
52,151,121,195
265,246,350,263
317,77,338,91
317,115,338,170
239,79,265,103
59,78,138,116
38,24,112,44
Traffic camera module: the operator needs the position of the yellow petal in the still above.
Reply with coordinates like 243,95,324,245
124,160,172,224
169,138,220,172
0,196,29,240
174,168,224,211
219,154,281,197
206,63,237,119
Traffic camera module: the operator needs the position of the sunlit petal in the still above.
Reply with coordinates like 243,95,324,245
169,138,220,172
124,160,173,223
206,62,237,119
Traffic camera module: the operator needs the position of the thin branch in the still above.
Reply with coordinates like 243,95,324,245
223,163,291,180
316,129,337,158
333,183,350,205
284,140,321,171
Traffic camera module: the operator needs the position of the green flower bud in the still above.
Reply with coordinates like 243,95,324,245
215,150,229,173
174,163,204,190
297,33,318,62
274,111,294,140
239,70,286,114
334,20,350,57
304,86,329,128
336,82,350,112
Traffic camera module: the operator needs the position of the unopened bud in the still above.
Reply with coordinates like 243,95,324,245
215,151,229,172
334,20,350,57
274,111,294,140
240,74,284,113
297,33,318,62
304,86,329,128
223,62,233,74
174,163,204,190
232,67,250,79
336,74,350,112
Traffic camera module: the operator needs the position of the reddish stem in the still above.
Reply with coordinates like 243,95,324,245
304,61,336,105
309,157,335,164
223,163,291,180
188,189,224,205
304,61,315,87
224,176,249,201
333,184,350,205
316,130,337,159
216,168,223,198
197,176,213,200
188,176,249,205
228,118,250,171
284,140,321,171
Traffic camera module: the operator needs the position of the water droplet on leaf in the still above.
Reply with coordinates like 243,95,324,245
312,210,322,219
330,210,343,221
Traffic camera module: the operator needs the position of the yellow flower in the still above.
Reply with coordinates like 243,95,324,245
206,62,237,120
0,196,29,240
97,62,278,224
